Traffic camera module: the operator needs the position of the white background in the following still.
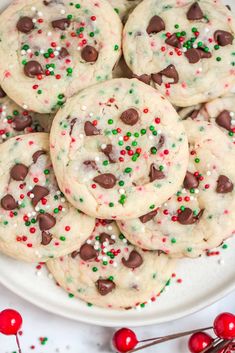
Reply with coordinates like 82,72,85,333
0,284,234,352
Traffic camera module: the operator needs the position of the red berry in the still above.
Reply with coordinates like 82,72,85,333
188,332,213,353
112,328,138,353
0,309,23,335
213,312,235,339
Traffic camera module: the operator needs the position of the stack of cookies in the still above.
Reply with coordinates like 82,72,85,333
0,0,234,310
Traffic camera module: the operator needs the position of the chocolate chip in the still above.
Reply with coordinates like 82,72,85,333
149,164,165,182
122,250,143,269
17,17,34,33
185,109,200,120
30,185,49,207
10,164,28,181
1,194,17,210
132,74,151,85
43,0,64,5
51,18,71,30
96,279,116,296
83,160,98,170
197,48,212,59
93,173,116,189
71,250,79,258
146,15,165,35
183,171,199,189
187,2,204,20
32,150,46,163
84,121,101,136
13,115,32,131
157,135,165,149
214,30,233,46
41,231,53,245
151,73,163,85
215,110,231,131
0,86,6,98
37,213,56,231
99,232,115,244
101,144,116,163
79,243,98,261
185,48,201,64
152,65,179,86
216,175,234,193
24,61,44,78
165,33,181,48
139,209,158,223
120,108,139,126
226,5,231,11
81,45,98,62
178,208,197,225
59,47,69,59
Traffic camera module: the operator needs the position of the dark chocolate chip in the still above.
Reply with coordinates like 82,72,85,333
120,108,139,126
41,231,53,245
30,185,49,207
13,115,32,131
10,164,28,181
24,61,44,78
69,118,77,136
37,213,56,231
157,135,165,149
51,18,71,30
152,65,179,86
101,144,116,163
32,150,46,163
183,171,199,189
79,243,98,261
93,173,116,189
17,17,34,33
146,15,165,35
216,175,234,193
132,74,151,85
0,86,6,98
178,208,197,225
59,47,69,59
214,30,233,46
84,121,101,136
197,48,212,59
81,45,98,62
1,194,18,210
139,209,158,223
215,110,231,131
122,250,143,269
83,160,98,170
96,279,116,296
185,48,201,64
149,164,165,182
71,250,79,258
187,2,204,20
165,33,181,48
99,232,115,244
151,73,163,85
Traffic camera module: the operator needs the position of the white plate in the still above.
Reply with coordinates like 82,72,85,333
0,0,235,327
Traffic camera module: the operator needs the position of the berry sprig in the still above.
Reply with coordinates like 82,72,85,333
112,312,235,353
0,309,23,353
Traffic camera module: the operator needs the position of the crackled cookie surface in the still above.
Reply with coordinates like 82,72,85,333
123,0,235,106
0,133,95,262
118,120,235,258
0,86,52,143
0,0,122,113
50,78,188,219
47,220,175,309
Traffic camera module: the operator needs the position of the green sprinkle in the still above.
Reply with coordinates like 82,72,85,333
37,89,42,94
114,44,119,51
187,247,192,252
75,3,81,8
109,276,114,281
132,141,137,146
67,14,73,20
109,202,114,207
175,24,179,29
140,303,145,308
87,303,93,307
22,59,27,65
134,132,139,137
108,119,113,124
89,32,94,37
67,67,73,75
103,160,109,166
190,188,195,194
197,41,203,47
140,129,146,135
119,233,125,240
118,141,123,146
151,147,157,154
195,158,200,163
126,132,132,137
103,261,108,265
124,167,132,173
180,206,185,211
60,236,66,241
192,27,197,33
214,44,220,50
119,180,124,186
69,293,74,298
44,169,50,175
222,244,228,249
149,204,155,209
216,57,222,62
54,208,59,214
92,267,98,272
171,238,176,244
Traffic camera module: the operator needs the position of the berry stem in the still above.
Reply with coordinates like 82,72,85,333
201,339,233,353
128,327,213,352
15,334,22,353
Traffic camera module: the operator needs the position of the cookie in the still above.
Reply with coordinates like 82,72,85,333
50,78,188,220
0,133,95,262
47,220,175,309
0,86,51,143
0,0,122,113
108,0,141,22
123,0,235,107
118,120,235,258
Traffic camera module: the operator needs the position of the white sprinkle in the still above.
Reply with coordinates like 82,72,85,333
111,234,116,240
95,156,100,162
103,241,108,247
118,136,123,141
94,245,99,250
32,18,37,23
89,112,93,117
3,118,7,123
35,206,40,212
40,49,45,54
218,259,224,265
79,133,84,138
206,171,211,176
197,67,202,73
181,188,187,194
56,47,61,51
2,135,6,139
102,256,107,261
27,49,32,54
23,104,28,109
21,50,26,55
204,27,210,33
230,112,234,117
101,144,107,149
103,248,108,253
32,212,36,216
77,47,81,51
60,9,66,14
36,271,42,277
113,262,118,267
148,135,154,140
98,255,102,260
193,44,197,48
86,239,92,244
47,31,52,36
122,238,127,244
54,51,59,57
194,189,199,194
182,48,187,52
61,198,65,203
28,185,33,190
62,208,66,212
81,105,87,111
49,67,54,72
119,188,125,194
107,225,113,231
48,273,53,279
157,130,162,134
37,11,43,16
31,6,36,11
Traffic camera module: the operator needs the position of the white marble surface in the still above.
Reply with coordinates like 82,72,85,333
0,284,234,353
